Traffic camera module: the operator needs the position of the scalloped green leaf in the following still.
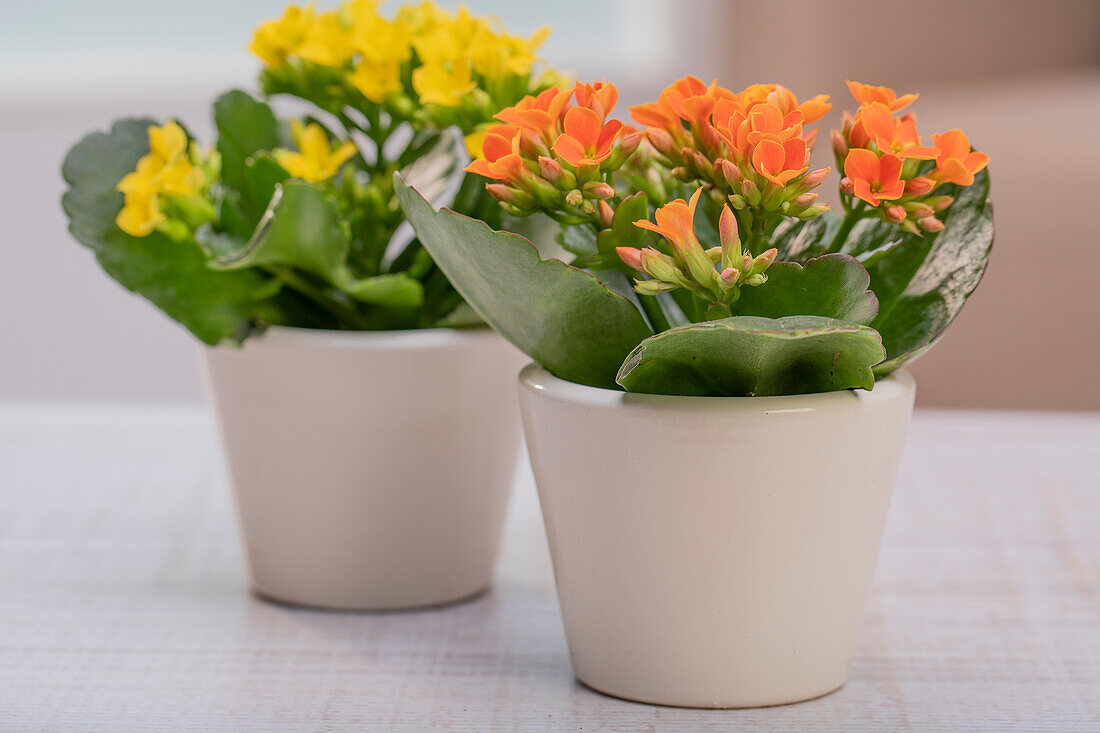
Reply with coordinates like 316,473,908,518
733,253,878,325
212,181,422,309
395,174,653,389
61,118,291,345
616,315,884,397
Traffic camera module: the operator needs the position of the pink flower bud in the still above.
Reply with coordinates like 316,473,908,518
486,184,535,209
740,179,761,206
565,189,583,207
905,176,934,196
885,205,907,224
598,200,614,229
839,176,855,196
832,129,848,160
718,205,739,248
803,128,819,151
793,192,818,206
718,267,741,286
917,216,945,232
840,111,854,135
752,248,777,272
646,129,675,156
582,181,615,200
800,168,830,191
538,156,564,184
715,158,742,189
616,246,643,271
671,166,691,182
640,248,680,282
931,195,954,211
907,203,934,218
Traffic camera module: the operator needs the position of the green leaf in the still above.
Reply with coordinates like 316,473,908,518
734,254,879,325
616,315,885,397
61,118,287,345
854,170,993,373
214,90,280,214
212,181,423,309
395,174,653,390
770,213,838,263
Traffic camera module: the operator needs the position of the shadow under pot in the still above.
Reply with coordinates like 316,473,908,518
203,326,526,611
518,363,916,708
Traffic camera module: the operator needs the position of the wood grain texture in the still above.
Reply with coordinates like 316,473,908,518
0,404,1097,731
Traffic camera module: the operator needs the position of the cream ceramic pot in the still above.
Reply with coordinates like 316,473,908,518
203,327,525,610
518,364,916,708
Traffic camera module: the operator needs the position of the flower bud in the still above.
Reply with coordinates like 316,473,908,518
616,246,643,271
792,192,818,206
803,128,819,151
715,158,742,189
832,129,848,160
797,203,831,219
905,176,934,196
640,248,680,282
565,189,583,207
582,181,615,200
634,279,678,296
538,156,565,185
799,168,830,191
744,273,767,287
487,184,535,210
671,166,691,182
885,205,907,224
646,128,675,157
839,176,855,196
928,195,954,211
691,150,715,180
727,194,747,210
598,200,615,229
906,203,935,218
751,248,777,273
717,267,740,290
917,215,944,232
741,179,762,206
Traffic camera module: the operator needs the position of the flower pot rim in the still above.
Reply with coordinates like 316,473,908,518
215,324,498,351
519,362,914,409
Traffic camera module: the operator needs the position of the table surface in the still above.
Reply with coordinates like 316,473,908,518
1,404,1097,732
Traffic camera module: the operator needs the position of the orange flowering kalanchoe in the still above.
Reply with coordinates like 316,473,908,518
466,81,641,222
835,80,988,233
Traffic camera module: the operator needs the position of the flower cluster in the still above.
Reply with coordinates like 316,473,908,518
834,80,989,233
250,1,552,135
466,81,642,222
115,121,217,238
616,188,776,313
273,120,358,183
629,76,832,231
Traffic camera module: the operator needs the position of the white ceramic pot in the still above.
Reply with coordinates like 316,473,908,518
203,327,525,610
518,364,916,708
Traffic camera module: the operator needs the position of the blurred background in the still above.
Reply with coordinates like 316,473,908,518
2,0,1098,409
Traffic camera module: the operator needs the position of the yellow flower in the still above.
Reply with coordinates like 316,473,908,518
249,4,314,67
341,0,381,25
411,24,463,65
413,60,476,107
148,120,188,163
274,120,358,182
503,27,549,76
296,10,355,67
117,155,166,197
394,1,452,34
116,193,165,237
349,57,404,102
351,13,413,64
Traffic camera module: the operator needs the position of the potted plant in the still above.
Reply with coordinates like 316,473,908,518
60,1,563,610
397,77,992,705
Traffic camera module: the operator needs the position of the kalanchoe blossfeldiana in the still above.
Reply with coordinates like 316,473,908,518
616,188,776,319
834,80,988,235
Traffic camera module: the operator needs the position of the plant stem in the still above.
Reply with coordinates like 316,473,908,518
265,266,370,330
828,202,867,252
637,294,671,333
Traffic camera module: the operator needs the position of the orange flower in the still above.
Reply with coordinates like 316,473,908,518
751,137,808,186
930,129,989,186
495,86,573,145
629,75,717,130
466,126,528,181
573,80,618,121
846,80,918,112
737,83,831,124
634,186,702,251
850,103,938,159
551,106,624,167
843,149,905,206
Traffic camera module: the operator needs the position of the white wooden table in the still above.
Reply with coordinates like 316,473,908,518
1,405,1097,731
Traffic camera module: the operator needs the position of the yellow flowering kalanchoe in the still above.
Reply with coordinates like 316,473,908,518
115,121,214,237
250,1,550,119
273,120,358,182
